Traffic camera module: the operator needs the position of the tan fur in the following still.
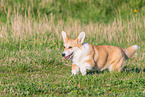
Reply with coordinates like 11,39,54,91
83,44,138,73
72,64,77,70
125,45,139,58
62,31,139,75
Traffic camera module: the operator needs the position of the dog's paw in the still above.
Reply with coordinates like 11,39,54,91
71,70,78,75
82,72,86,76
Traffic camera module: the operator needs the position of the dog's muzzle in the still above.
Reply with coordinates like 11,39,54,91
62,53,73,60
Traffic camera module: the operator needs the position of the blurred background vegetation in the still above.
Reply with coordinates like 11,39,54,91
1,0,145,24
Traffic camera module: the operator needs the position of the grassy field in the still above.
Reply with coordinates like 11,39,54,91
0,0,145,96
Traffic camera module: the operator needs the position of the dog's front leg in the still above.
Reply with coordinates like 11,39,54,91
80,63,92,76
71,64,79,75
80,67,87,76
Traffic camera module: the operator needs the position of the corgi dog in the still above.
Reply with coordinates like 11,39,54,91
61,31,140,75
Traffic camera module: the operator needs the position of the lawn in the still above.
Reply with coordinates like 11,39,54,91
0,0,145,96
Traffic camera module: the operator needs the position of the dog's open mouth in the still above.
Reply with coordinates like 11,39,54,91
64,53,73,59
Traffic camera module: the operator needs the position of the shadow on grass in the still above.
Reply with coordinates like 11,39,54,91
122,67,142,73
87,66,145,75
87,70,106,75
143,69,145,72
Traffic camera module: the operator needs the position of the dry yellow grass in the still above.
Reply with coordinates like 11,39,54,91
1,12,144,44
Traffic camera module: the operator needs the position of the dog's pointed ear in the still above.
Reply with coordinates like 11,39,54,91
62,31,68,42
77,32,85,44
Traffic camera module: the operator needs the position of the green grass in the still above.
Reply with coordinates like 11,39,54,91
0,0,145,96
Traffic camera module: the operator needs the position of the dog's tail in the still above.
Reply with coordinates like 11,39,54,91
124,45,140,58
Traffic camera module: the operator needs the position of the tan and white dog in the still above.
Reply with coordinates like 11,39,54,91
61,31,140,75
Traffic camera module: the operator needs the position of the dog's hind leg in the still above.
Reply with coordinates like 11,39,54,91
108,57,126,73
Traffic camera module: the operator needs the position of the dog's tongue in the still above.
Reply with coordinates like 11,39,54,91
64,56,70,59
63,53,73,59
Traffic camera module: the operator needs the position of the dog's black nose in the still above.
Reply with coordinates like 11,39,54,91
62,53,65,57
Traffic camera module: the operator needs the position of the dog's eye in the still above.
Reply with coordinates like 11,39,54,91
69,46,72,49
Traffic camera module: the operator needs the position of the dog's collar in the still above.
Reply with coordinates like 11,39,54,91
83,42,87,45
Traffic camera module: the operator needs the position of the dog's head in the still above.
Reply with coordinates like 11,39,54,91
61,31,85,59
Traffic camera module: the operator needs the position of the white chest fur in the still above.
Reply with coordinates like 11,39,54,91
71,43,92,75
72,43,90,67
